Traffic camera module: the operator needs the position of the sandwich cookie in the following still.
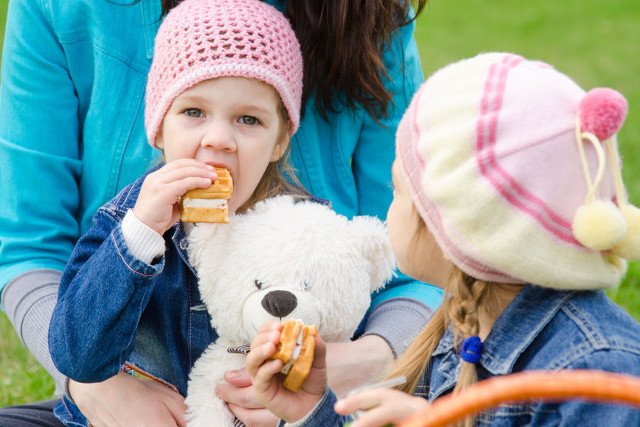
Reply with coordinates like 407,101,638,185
180,167,233,223
270,319,318,392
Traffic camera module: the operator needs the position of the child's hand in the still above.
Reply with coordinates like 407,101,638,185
246,320,328,423
335,387,428,427
134,159,217,235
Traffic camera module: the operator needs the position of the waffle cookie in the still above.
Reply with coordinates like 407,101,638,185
180,167,233,223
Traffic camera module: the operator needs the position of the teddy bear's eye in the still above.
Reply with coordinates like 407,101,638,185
254,279,264,290
300,280,312,291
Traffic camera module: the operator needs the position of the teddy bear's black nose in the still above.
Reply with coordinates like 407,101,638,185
261,290,297,318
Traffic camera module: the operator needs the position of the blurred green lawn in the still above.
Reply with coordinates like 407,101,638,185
1,0,639,408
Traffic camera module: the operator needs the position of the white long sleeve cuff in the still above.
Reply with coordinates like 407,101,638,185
121,210,166,264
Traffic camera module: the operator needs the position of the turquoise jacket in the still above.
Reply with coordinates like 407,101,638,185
0,0,442,315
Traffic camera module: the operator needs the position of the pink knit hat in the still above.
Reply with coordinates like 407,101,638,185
145,0,303,146
396,53,639,290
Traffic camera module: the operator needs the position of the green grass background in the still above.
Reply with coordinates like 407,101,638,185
0,0,639,407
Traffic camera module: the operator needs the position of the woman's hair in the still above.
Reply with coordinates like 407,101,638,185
386,210,502,426
236,102,308,214
162,0,428,121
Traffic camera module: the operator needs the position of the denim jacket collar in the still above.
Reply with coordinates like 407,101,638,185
432,285,573,376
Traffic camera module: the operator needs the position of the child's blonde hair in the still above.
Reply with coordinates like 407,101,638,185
388,216,502,426
388,269,499,390
238,103,308,213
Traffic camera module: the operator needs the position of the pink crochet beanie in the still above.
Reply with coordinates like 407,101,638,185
396,52,639,290
145,0,303,146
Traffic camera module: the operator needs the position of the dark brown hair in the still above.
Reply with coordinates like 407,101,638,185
161,0,428,120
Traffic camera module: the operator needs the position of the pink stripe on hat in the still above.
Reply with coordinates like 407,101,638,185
397,85,516,283
475,55,580,245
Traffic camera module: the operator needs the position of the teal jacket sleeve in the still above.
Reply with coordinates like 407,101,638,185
0,0,82,291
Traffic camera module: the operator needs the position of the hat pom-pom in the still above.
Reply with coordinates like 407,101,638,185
579,88,628,140
611,204,640,260
573,200,627,250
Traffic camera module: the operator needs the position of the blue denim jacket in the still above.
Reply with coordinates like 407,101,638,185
293,285,640,426
49,169,217,426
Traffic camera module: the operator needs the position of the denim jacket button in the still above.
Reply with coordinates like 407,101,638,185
179,239,188,250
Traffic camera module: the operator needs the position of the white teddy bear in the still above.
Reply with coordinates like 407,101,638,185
184,195,395,427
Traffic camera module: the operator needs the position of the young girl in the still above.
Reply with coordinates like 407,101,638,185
247,52,640,426
46,1,303,425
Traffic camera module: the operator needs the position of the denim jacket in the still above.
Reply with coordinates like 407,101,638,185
292,285,640,426
49,168,217,426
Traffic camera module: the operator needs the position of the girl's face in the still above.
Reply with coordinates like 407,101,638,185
157,77,289,213
387,161,452,287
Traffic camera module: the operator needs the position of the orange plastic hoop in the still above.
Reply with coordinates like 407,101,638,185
400,370,640,427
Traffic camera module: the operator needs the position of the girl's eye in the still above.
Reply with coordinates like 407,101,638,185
300,281,311,291
184,108,204,118
254,279,264,290
239,115,258,126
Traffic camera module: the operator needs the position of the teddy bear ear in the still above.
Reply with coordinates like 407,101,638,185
349,216,397,292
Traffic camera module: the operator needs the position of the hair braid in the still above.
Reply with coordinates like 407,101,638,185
447,271,488,343
388,268,497,426
448,270,492,427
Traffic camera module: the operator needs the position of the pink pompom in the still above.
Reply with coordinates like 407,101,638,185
578,88,628,140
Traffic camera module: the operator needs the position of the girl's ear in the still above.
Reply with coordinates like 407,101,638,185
155,131,164,149
269,134,290,162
